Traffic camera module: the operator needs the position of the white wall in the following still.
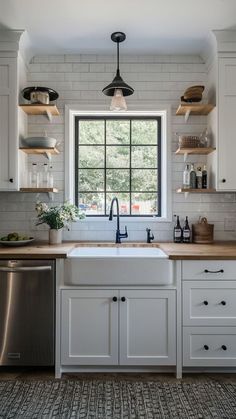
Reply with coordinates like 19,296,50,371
0,53,236,242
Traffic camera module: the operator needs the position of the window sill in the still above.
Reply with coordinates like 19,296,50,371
77,216,172,223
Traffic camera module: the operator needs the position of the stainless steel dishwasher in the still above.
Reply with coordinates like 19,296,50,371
0,259,55,366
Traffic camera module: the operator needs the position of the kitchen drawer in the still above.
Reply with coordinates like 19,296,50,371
183,326,236,367
182,260,236,280
183,281,236,326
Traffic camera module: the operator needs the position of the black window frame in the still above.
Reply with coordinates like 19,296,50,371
74,115,162,217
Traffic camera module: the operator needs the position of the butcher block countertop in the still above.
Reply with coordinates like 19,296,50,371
1,241,236,259
159,242,236,260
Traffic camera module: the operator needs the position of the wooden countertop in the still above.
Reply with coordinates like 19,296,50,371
159,242,236,260
1,241,236,259
0,242,76,259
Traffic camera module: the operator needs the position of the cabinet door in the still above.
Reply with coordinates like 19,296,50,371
119,290,176,365
61,290,118,365
0,58,18,190
218,58,236,190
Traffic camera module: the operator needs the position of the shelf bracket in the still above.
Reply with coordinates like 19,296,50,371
35,191,54,201
185,109,191,123
45,109,53,122
44,151,52,161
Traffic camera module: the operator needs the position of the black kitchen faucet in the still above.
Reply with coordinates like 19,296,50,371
109,197,128,244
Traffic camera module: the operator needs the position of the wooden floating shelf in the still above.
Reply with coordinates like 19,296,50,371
175,147,216,155
176,188,216,194
176,103,215,116
20,147,60,155
19,104,60,121
20,188,59,193
176,103,215,122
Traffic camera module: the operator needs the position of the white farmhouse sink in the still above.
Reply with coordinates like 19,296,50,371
65,246,173,286
68,246,167,258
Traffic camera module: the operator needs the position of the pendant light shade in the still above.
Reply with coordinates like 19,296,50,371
102,32,134,110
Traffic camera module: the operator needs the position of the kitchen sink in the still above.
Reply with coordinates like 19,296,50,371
65,246,173,286
68,246,167,258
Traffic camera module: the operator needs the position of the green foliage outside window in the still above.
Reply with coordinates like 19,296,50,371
75,118,161,216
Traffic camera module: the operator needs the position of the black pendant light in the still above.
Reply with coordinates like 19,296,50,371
102,32,134,111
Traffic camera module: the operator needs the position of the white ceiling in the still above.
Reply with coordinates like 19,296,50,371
0,0,236,58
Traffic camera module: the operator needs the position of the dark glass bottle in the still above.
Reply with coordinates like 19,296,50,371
183,216,191,243
174,215,182,243
190,164,196,189
202,165,207,189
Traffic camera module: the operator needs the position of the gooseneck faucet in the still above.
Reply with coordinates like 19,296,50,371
109,197,128,243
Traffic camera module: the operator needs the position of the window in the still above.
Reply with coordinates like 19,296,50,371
74,116,161,217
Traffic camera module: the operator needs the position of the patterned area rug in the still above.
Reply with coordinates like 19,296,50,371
0,379,236,418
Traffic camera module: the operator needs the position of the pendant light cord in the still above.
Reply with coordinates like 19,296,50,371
117,41,120,72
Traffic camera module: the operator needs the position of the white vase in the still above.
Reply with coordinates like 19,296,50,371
49,229,63,245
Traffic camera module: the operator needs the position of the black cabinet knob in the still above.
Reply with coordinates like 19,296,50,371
222,179,226,183
204,345,209,351
121,297,126,302
221,301,226,306
203,300,209,306
112,296,117,302
9,178,13,183
222,345,227,351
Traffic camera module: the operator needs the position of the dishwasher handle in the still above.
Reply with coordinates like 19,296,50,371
0,266,52,273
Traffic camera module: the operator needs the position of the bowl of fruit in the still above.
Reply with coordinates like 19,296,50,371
0,232,35,246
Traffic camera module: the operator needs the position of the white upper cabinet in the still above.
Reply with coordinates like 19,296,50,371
0,57,17,190
208,31,236,191
218,58,236,190
0,30,26,191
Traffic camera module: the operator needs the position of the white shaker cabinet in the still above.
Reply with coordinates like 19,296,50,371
182,260,236,367
217,58,236,190
61,288,176,367
0,31,26,191
208,32,236,191
119,290,176,365
61,289,119,365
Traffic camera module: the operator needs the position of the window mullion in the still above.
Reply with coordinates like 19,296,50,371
129,120,132,215
104,119,107,216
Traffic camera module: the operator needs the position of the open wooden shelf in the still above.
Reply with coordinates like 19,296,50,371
20,188,59,193
176,103,215,116
19,104,60,121
20,147,60,159
176,103,215,122
176,188,216,194
175,147,216,156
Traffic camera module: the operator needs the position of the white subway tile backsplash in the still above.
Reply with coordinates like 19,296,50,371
33,55,65,63
28,72,65,82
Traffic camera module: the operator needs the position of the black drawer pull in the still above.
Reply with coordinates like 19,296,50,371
222,345,227,351
112,296,117,302
220,300,226,306
204,345,209,351
203,300,209,306
121,297,126,302
9,178,13,183
222,179,226,183
204,269,224,274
